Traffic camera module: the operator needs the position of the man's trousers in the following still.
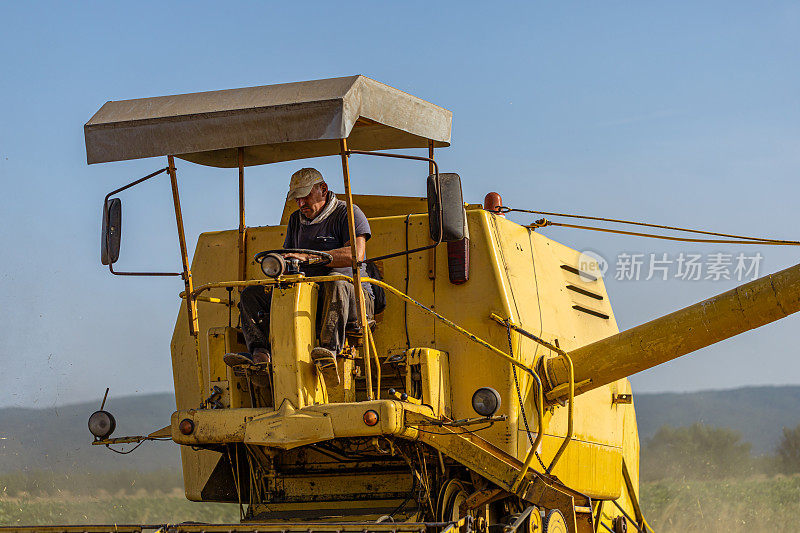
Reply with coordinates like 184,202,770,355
238,280,375,355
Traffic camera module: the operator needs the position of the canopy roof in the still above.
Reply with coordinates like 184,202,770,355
84,75,452,167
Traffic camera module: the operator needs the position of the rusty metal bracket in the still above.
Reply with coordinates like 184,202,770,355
612,393,633,405
462,487,510,512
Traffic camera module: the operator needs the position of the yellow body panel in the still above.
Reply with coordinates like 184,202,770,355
404,348,451,418
270,281,324,409
171,400,411,447
170,199,642,523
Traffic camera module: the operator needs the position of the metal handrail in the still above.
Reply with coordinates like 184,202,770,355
490,315,574,479
190,275,537,377
488,315,545,490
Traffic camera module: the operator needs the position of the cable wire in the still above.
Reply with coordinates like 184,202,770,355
411,423,495,436
505,322,547,472
103,436,171,455
500,207,800,245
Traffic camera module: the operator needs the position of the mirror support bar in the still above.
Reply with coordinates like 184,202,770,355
344,149,443,264
427,141,436,280
103,167,183,277
340,138,375,400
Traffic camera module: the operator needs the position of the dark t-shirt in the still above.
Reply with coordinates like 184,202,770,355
284,198,373,297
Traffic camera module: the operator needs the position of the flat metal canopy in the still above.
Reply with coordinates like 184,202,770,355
84,75,452,167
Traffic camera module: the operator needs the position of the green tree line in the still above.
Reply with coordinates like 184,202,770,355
642,422,800,482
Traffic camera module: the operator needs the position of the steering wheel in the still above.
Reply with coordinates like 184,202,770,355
254,249,333,278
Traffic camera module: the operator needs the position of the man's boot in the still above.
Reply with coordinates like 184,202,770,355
224,348,271,367
311,347,340,386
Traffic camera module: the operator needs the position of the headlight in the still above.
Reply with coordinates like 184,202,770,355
260,253,285,278
88,410,116,439
471,387,501,417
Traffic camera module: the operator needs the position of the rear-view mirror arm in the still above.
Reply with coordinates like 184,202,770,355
102,166,183,277
344,149,443,265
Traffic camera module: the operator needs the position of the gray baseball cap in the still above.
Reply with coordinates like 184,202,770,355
287,168,324,200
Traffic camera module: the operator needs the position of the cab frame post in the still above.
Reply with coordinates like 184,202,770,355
237,147,247,281
167,156,205,404
428,140,435,175
427,140,436,280
339,138,374,400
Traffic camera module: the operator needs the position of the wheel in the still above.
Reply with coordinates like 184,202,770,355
528,509,543,532
437,478,469,522
542,509,567,533
502,507,543,533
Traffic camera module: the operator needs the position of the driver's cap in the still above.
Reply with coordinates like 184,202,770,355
287,168,324,200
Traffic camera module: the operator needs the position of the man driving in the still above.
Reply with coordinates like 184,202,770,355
224,168,375,385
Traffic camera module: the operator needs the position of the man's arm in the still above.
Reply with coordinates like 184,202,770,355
283,235,366,267
326,235,367,267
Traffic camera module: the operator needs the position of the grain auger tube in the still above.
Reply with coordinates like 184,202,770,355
543,260,800,401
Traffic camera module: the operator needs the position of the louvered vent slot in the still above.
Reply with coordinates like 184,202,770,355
572,304,610,319
560,264,598,282
566,284,603,300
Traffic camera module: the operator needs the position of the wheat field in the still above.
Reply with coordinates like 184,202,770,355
3,470,800,531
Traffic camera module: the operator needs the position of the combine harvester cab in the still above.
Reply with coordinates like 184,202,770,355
11,75,798,533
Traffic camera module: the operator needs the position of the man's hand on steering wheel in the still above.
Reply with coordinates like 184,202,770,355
278,249,332,266
254,249,334,278
282,251,312,262
254,249,333,266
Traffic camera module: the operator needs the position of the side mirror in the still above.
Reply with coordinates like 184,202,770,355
427,173,466,242
101,198,122,265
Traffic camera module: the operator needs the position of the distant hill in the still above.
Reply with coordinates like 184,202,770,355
2,386,800,473
635,385,800,454
0,393,179,473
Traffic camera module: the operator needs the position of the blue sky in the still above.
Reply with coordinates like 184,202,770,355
1,2,800,408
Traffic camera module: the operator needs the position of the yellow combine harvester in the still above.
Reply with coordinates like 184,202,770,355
6,76,800,533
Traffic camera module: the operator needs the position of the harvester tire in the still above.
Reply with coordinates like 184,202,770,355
437,478,469,522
